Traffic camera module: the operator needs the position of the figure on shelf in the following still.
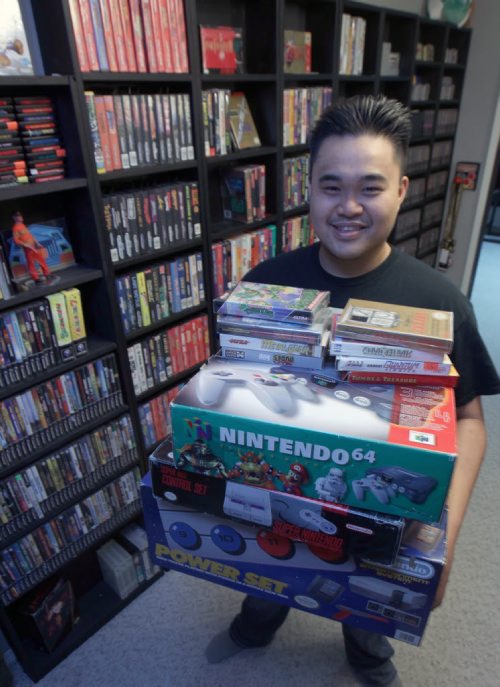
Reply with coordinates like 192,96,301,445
11,211,58,286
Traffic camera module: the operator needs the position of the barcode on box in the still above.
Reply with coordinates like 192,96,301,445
394,629,421,645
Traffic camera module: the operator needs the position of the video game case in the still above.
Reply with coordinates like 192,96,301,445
344,368,459,388
143,267,158,323
139,94,152,165
168,184,181,243
216,281,330,325
129,95,144,166
148,189,161,251
217,346,327,370
217,312,330,346
103,197,119,262
121,94,137,166
154,186,168,245
335,354,452,375
140,188,155,252
127,344,143,396
112,94,130,169
146,94,159,164
45,293,76,362
164,93,178,161
337,299,454,353
93,95,113,172
62,288,88,356
117,193,134,260
103,95,122,170
107,194,125,262
160,94,174,162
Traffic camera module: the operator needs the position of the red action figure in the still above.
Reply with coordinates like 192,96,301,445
12,211,53,283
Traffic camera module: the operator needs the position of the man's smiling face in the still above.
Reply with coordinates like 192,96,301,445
310,134,409,278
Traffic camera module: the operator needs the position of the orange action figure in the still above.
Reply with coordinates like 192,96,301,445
12,211,53,283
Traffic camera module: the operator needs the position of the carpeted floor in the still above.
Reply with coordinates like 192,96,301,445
7,241,500,687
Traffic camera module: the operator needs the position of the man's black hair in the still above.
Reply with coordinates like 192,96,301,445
309,95,412,173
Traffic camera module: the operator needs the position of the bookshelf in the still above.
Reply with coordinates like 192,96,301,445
0,0,470,680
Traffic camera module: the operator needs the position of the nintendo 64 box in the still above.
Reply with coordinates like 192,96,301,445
142,472,447,646
169,357,457,523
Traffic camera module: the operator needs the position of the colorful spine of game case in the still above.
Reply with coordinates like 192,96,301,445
215,281,330,324
216,311,331,346
218,332,326,358
335,354,453,375
345,366,459,388
336,299,454,353
217,347,327,370
329,335,447,362
62,288,88,356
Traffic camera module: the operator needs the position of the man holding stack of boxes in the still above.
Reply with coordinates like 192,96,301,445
144,96,500,687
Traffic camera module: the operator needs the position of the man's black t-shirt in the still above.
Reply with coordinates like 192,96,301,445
244,244,500,408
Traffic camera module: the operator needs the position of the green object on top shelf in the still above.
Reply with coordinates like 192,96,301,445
427,0,474,27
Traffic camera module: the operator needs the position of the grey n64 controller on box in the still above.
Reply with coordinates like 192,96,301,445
196,366,317,413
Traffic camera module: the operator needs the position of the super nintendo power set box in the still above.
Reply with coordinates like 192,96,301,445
141,472,447,646
169,357,457,523
149,437,405,566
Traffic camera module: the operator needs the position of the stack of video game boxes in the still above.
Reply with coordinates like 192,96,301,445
142,282,457,646
216,281,331,369
0,96,66,188
329,298,458,388
0,96,28,187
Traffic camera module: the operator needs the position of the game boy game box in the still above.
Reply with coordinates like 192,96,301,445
169,357,456,523
150,437,405,565
142,473,447,646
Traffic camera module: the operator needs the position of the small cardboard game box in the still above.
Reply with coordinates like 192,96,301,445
150,436,405,566
169,357,457,523
14,577,75,652
142,472,447,646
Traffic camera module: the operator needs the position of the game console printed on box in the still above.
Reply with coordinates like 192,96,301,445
169,357,456,522
142,473,446,646
150,442,405,565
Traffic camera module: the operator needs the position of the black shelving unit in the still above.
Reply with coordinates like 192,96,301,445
0,0,470,680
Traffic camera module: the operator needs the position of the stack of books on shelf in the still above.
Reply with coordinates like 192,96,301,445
202,90,260,157
1,96,67,187
68,0,189,74
330,299,458,387
138,381,183,450
215,281,331,369
0,466,141,603
0,415,137,537
85,91,194,175
339,13,367,76
283,87,333,146
115,250,205,335
141,280,458,647
127,313,210,397
102,180,201,264
211,226,277,298
0,287,88,388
